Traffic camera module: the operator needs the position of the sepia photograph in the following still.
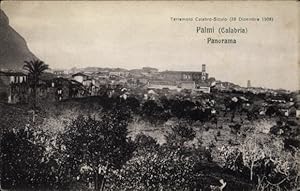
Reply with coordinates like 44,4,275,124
0,1,299,190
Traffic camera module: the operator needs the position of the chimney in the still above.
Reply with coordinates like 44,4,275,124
202,64,206,73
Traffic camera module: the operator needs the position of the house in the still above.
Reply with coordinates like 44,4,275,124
52,70,65,76
37,77,86,101
109,70,129,78
72,73,96,89
194,86,211,93
144,89,159,100
83,79,94,87
296,110,300,118
72,73,88,84
0,70,87,104
278,102,296,117
178,81,195,90
95,77,108,86
147,80,178,90
0,71,28,103
195,81,211,93
95,71,110,79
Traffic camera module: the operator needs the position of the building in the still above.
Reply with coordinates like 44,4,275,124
94,71,110,79
0,71,28,103
0,70,88,104
53,70,65,76
178,81,195,89
296,110,300,118
296,92,300,118
160,64,208,83
147,65,210,92
71,73,97,88
36,77,87,102
82,79,95,87
147,80,178,90
72,73,88,84
109,70,129,78
147,80,211,93
194,86,211,93
247,80,251,88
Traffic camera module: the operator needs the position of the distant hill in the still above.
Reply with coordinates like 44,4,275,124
0,9,37,71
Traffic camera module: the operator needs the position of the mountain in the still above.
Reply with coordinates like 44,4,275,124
0,9,37,71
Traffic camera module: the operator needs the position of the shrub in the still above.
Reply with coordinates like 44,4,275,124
1,125,57,189
165,121,196,146
59,109,135,190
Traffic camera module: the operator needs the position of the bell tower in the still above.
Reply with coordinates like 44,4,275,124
202,64,206,73
201,64,207,81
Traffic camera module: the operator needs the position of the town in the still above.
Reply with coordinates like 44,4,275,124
1,63,298,120
1,2,299,191
1,60,299,191
0,64,210,103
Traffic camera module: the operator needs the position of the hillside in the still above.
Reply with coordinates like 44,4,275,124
0,9,37,70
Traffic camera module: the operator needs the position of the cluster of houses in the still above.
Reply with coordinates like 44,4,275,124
70,64,211,94
147,65,210,93
0,70,86,104
0,65,213,104
1,65,299,118
0,71,28,103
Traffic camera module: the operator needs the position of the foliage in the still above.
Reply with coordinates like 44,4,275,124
107,144,220,191
23,60,49,85
59,110,135,189
106,139,255,191
1,125,57,189
218,130,300,191
134,133,159,151
23,59,49,108
141,100,170,125
1,91,298,190
165,120,196,146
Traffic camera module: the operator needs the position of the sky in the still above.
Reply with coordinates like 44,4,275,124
1,1,299,90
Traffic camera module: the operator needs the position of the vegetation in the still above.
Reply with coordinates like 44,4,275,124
23,60,49,108
60,111,135,190
0,90,299,191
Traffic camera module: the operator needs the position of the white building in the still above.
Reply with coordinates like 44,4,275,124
72,73,88,84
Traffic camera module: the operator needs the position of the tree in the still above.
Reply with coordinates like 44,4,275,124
229,123,242,142
1,125,56,190
165,120,196,147
134,133,159,152
142,100,169,125
61,110,135,190
240,133,297,187
23,60,49,108
107,139,252,191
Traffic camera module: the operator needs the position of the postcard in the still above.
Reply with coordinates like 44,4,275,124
0,1,299,191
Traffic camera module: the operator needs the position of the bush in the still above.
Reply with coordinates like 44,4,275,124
134,133,159,151
107,142,253,191
59,110,136,190
1,125,57,189
165,121,196,146
141,100,170,125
